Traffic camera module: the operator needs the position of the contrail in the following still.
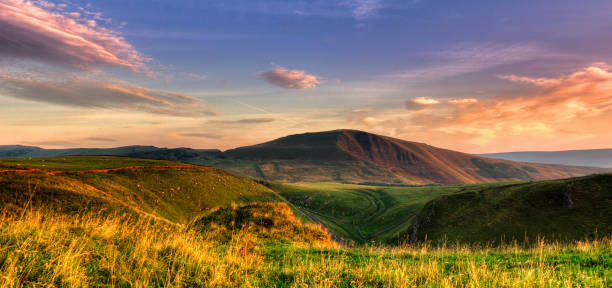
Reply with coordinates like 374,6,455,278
231,99,307,128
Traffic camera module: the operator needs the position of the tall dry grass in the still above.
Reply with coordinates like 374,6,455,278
0,208,609,287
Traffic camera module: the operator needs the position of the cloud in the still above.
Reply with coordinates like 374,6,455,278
405,97,440,110
0,74,218,117
448,98,478,104
84,137,116,142
258,66,320,89
350,0,382,20
383,43,548,82
346,63,612,152
179,133,223,139
187,73,208,80
209,118,275,124
0,0,149,71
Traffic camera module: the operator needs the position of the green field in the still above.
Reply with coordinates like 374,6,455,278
271,181,521,244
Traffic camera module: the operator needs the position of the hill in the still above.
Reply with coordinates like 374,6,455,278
481,149,612,168
1,130,606,184
0,156,277,223
269,181,518,244
0,145,221,162
215,130,604,184
407,174,612,244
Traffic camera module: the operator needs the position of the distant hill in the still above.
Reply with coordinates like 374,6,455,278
480,149,612,168
0,145,221,162
406,174,612,244
1,130,607,184
213,130,605,184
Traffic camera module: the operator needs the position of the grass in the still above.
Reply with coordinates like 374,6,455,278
1,207,609,287
1,156,610,286
0,156,278,224
270,181,520,244
409,173,612,245
0,156,191,171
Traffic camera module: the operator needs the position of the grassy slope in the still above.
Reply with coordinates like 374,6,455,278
408,174,612,244
270,181,518,244
1,209,609,287
0,156,278,224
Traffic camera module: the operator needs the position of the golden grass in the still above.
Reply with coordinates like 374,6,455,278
0,208,609,287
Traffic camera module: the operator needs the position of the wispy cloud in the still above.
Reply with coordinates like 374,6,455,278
179,133,223,139
350,0,382,20
383,43,548,82
258,66,320,89
209,118,275,124
0,73,218,117
0,0,149,72
84,137,116,142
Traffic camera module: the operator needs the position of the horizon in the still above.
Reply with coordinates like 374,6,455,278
3,128,612,154
2,0,612,153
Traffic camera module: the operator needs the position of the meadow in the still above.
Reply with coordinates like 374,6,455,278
271,181,519,244
1,205,609,287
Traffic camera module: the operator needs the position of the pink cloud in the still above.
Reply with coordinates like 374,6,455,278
405,97,440,110
258,66,320,89
0,0,149,71
0,73,218,117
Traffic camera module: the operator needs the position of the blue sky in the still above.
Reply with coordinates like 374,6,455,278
1,0,612,152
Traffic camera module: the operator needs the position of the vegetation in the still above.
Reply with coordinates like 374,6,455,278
0,156,191,171
0,156,278,223
270,181,519,244
0,156,609,286
409,174,612,244
1,208,609,287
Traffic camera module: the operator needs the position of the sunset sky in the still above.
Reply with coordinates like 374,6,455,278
1,0,612,153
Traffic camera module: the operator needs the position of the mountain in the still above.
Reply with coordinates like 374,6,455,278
406,173,612,244
1,130,607,185
480,149,612,168
213,130,605,184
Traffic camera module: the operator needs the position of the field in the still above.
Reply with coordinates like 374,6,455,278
0,156,610,287
1,206,609,287
271,182,519,244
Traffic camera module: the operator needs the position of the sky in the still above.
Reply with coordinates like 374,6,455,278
1,0,612,153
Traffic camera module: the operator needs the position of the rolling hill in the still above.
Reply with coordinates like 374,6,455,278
0,156,278,223
406,173,612,244
214,130,605,184
1,130,607,184
481,149,612,168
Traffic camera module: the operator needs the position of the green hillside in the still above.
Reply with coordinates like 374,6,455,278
0,156,278,223
407,174,612,244
270,181,518,244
